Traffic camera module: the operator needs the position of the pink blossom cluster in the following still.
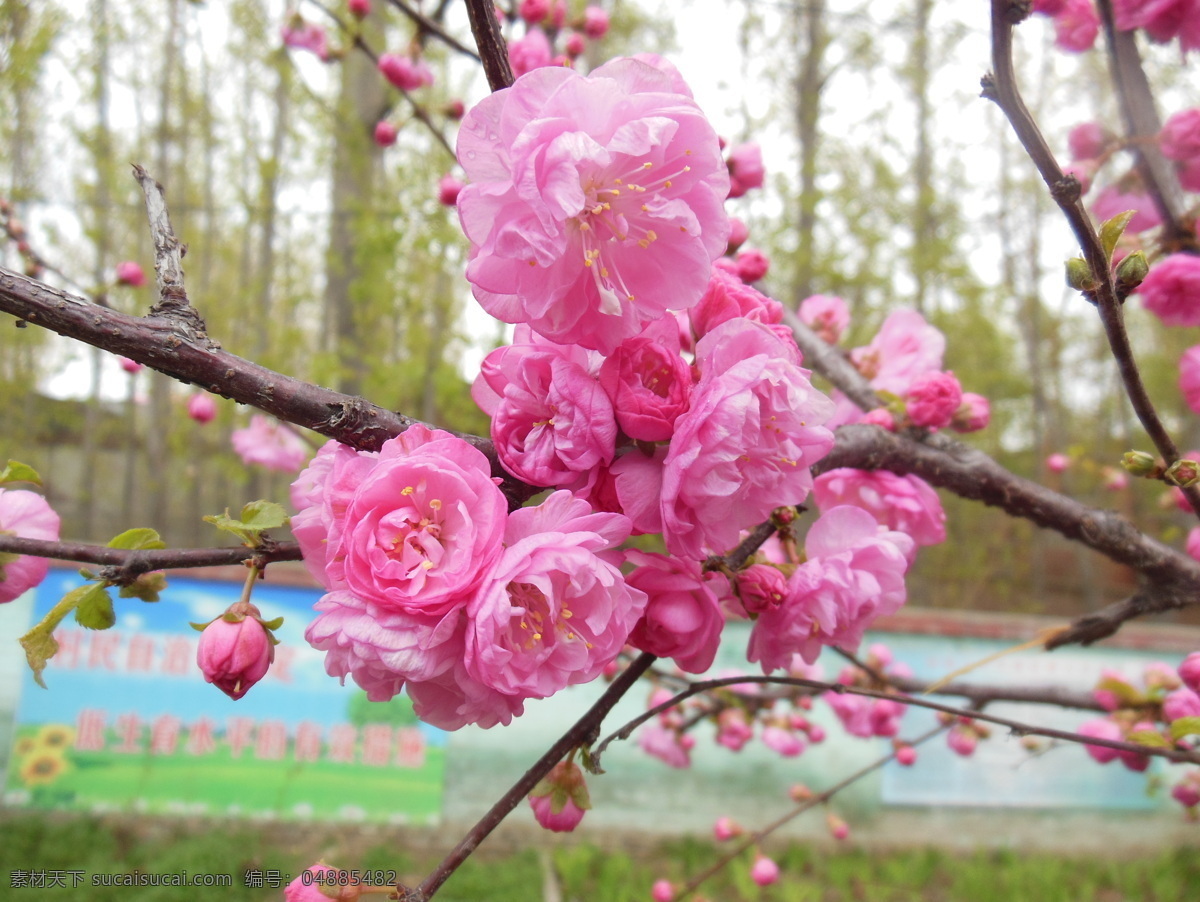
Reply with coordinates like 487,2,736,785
1032,0,1100,53
821,647,912,739
1137,253,1200,327
294,426,647,730
812,468,946,559
280,17,330,61
0,487,61,605
1113,0,1200,54
638,687,696,767
509,3,610,70
1160,109,1200,192
231,415,310,474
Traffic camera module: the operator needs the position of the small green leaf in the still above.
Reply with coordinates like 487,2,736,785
19,628,59,689
1127,729,1170,749
1169,717,1200,742
74,583,116,630
0,460,42,486
238,500,290,532
260,615,285,631
107,527,166,551
1095,677,1144,707
1099,210,1136,262
118,572,167,603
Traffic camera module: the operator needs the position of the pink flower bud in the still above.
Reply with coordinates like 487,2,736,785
904,370,963,430
438,174,464,207
519,0,550,23
445,99,465,120
750,855,779,887
726,217,749,254
715,708,754,751
373,120,398,147
1180,652,1200,694
1046,453,1070,473
1160,109,1200,162
726,142,764,198
713,815,741,841
528,760,590,832
1067,121,1110,161
187,393,217,424
564,31,586,57
195,603,276,700
1117,721,1155,772
0,488,61,605
115,260,146,287
582,6,610,38
761,724,805,757
798,294,850,344
1101,466,1129,491
951,392,991,433
736,564,788,615
826,813,850,841
788,783,813,803
285,864,359,902
947,726,977,757
651,879,674,902
1164,687,1200,723
734,247,770,282
378,53,432,91
1138,253,1200,328
861,407,896,431
118,356,143,375
347,0,370,17
1172,772,1200,809
895,744,918,766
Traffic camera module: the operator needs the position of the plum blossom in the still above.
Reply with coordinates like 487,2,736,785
661,319,834,559
951,392,991,433
748,506,912,670
582,5,610,38
1138,253,1200,327
1068,121,1110,160
0,488,61,604
626,550,724,672
688,266,784,341
715,708,754,750
528,759,590,832
280,20,328,59
1092,184,1162,234
1078,718,1123,764
639,721,694,767
186,393,217,424
457,60,730,354
750,855,779,887
508,27,553,77
799,294,850,344
761,723,805,757
849,309,945,396
735,247,770,282
1163,687,1200,722
1053,0,1100,52
1161,109,1200,162
374,121,398,147
195,602,275,700
726,142,764,198
904,370,963,429
1181,651,1200,694
438,174,464,206
378,53,433,91
598,316,693,442
812,468,946,553
651,880,674,902
519,0,550,22
1114,0,1200,49
285,865,347,902
231,415,310,473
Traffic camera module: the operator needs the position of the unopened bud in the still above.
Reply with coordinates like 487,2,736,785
1115,250,1149,292
1122,450,1158,477
788,783,814,803
1066,256,1096,292
1166,458,1200,488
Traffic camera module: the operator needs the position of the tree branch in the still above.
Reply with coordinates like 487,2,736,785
464,0,513,92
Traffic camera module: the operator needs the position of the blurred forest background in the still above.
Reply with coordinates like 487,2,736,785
1,0,1197,618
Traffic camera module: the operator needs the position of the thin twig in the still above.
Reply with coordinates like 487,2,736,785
464,0,514,91
384,0,481,60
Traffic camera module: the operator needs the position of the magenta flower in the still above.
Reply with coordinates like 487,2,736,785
625,550,725,673
904,370,963,429
374,120,398,147
457,60,730,354
195,603,275,700
761,724,805,757
347,0,370,18
799,294,850,344
1164,687,1200,722
1181,651,1200,693
951,392,991,433
726,142,764,198
280,20,328,60
1138,253,1200,327
1068,121,1110,160
651,879,674,902
688,266,784,341
1173,776,1200,809
662,318,835,560
378,53,433,91
1077,718,1123,764
736,564,788,615
1092,184,1162,234
438,174,464,206
1180,346,1200,414
115,260,146,287
598,317,693,442
186,393,217,424
231,415,310,473
528,759,590,832
638,721,693,768
285,865,343,902
583,6,610,38
1053,0,1100,52
715,708,754,750
813,468,946,554
713,816,742,840
519,0,550,23
118,356,143,375
1114,0,1198,45
464,491,644,699
1161,108,1200,161
0,488,61,604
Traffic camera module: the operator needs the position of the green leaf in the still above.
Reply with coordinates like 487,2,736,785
118,572,167,603
0,460,42,486
204,500,289,546
1127,729,1170,749
1099,210,1136,263
1095,676,1143,707
1169,717,1200,742
73,583,116,630
19,628,59,689
106,527,166,551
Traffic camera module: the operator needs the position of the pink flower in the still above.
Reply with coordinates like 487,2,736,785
1068,121,1110,160
348,0,370,18
895,745,918,766
904,370,963,429
456,60,729,354
812,468,946,553
849,309,945,396
1180,346,1200,414
285,864,344,902
582,6,610,38
1180,651,1200,693
118,356,143,374
827,813,850,840
951,392,991,433
598,317,693,442
715,708,754,751
799,294,850,344
1062,162,1094,195
735,247,770,282
748,506,912,670
947,726,978,757
1173,777,1200,809
519,0,550,23
195,603,275,700
438,174,464,206
1092,184,1162,234
0,488,60,604
1160,109,1200,161
1053,0,1100,52
473,329,616,486
638,721,693,768
1118,721,1155,772
231,415,309,473
736,564,788,615
280,20,328,59
186,393,217,424
374,120,398,147
689,266,784,341
1138,253,1200,327
1114,0,1197,43
378,54,433,91
726,217,749,254
651,879,674,902
726,142,764,198
1046,452,1070,473
1078,717,1123,764
861,408,896,430
626,550,724,673
1179,157,1200,192
713,815,742,840
824,692,874,737
507,27,553,77
1102,467,1130,491
528,760,590,832
1163,687,1200,722
564,32,587,57
1034,0,1069,14
115,260,146,287
662,319,834,560
464,491,644,699
761,724,805,757
750,855,779,887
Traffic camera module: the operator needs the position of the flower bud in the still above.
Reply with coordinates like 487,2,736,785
438,174,464,207
347,0,370,17
788,783,813,803
527,760,591,832
373,120,398,147
734,247,769,283
1167,458,1200,488
713,815,742,841
1122,450,1158,477
1065,256,1096,292
444,99,465,120
564,31,586,57
193,602,278,700
582,6,610,38
118,357,143,375
750,854,779,886
187,393,217,424
951,392,991,433
894,744,917,766
1045,452,1070,473
826,812,850,840
1180,652,1200,695
115,260,147,287
1115,249,1149,293
651,880,674,902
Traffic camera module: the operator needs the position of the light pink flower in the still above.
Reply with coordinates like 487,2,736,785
231,415,309,473
186,393,217,424
457,60,729,354
951,392,991,433
281,21,328,59
735,247,770,282
473,329,616,486
715,708,754,750
849,309,945,396
1161,109,1200,161
861,408,896,431
1078,717,1123,764
904,370,963,429
1138,253,1200,327
582,5,610,38
799,294,850,344
1180,346,1200,414
1181,651,1200,693
688,266,784,341
750,855,779,887
1053,0,1100,52
196,604,274,700
726,142,764,198
508,27,553,77
528,793,586,833
0,488,60,604
662,319,834,560
611,446,667,534
812,468,946,554
438,174,464,206
1046,452,1070,473
115,260,146,287
651,880,674,902
626,550,725,673
947,726,978,756
598,316,693,442
761,724,805,757
464,491,644,698
378,53,433,91
726,216,749,252
713,815,742,840
1068,121,1110,160
824,692,874,737
638,721,693,767
748,506,912,670
1092,184,1162,234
